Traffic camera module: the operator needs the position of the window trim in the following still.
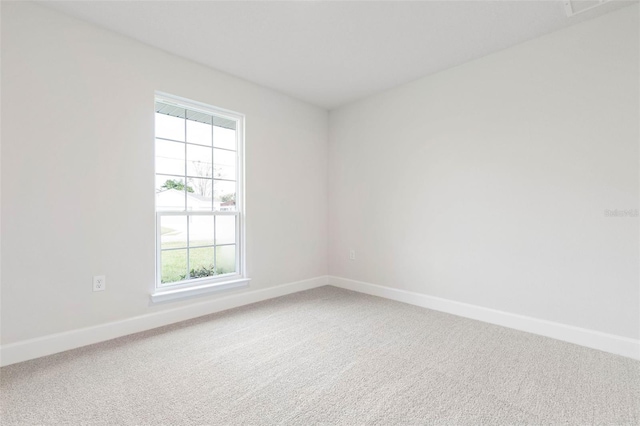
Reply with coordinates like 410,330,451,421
152,92,247,302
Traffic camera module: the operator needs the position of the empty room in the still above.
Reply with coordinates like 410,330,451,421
1,0,638,424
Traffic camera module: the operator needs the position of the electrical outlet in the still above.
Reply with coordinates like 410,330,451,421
349,249,356,261
93,275,106,292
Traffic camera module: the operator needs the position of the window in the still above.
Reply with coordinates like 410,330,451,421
153,93,246,301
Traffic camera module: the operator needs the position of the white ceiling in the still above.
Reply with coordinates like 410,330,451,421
40,0,637,109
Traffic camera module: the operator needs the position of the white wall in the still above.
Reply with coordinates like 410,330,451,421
1,2,328,344
2,1,638,354
329,5,639,339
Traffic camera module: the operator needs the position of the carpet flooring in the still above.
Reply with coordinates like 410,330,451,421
1,286,639,425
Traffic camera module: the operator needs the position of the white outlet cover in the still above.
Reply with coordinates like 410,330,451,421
93,275,106,292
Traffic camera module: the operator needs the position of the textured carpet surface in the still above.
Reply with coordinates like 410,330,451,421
1,286,639,425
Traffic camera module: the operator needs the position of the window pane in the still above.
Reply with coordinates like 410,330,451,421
156,97,242,288
186,119,212,146
213,149,236,181
160,215,187,249
161,249,187,285
189,247,215,279
189,215,214,247
213,126,236,151
216,245,236,275
214,180,236,211
156,113,185,142
186,178,212,211
156,175,185,211
215,215,236,245
187,144,212,177
155,139,185,176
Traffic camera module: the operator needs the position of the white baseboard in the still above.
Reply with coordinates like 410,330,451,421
0,276,329,367
4,274,637,366
329,276,640,361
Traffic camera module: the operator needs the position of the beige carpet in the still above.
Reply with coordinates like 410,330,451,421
1,286,639,425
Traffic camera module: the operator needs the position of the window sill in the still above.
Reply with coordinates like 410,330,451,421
151,278,251,304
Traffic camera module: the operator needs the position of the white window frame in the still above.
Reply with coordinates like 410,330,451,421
152,92,248,303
